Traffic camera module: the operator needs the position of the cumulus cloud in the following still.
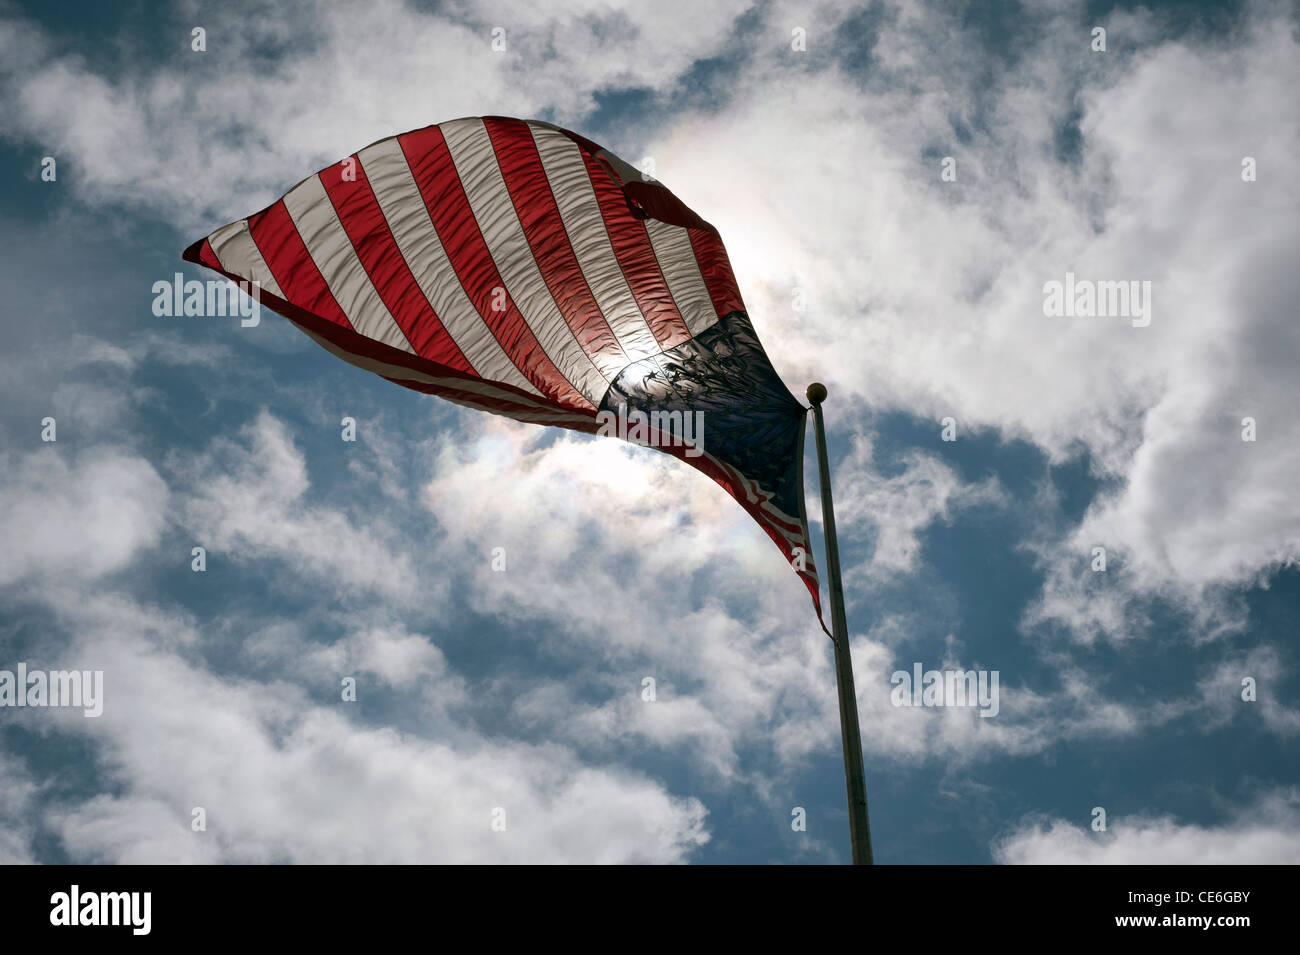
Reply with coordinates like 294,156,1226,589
16,592,709,864
420,416,1147,773
0,753,40,864
1194,645,1300,738
847,629,1156,764
834,433,1004,582
171,409,425,604
421,415,839,777
994,790,1300,864
0,0,755,234
0,447,168,587
240,619,470,715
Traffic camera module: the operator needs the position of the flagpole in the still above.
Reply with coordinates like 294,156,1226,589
807,382,874,865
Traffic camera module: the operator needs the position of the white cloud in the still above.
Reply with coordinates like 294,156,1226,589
1195,645,1300,737
994,790,1300,864
24,592,709,864
421,415,840,776
421,416,1152,771
0,447,168,587
0,0,756,235
834,433,1004,582
241,620,469,707
847,629,1153,763
0,753,39,864
172,410,425,604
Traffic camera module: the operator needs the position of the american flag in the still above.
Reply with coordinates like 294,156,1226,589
184,116,822,621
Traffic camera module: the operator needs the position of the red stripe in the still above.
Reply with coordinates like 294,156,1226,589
398,126,590,410
483,118,629,370
245,200,355,332
573,146,692,349
318,160,475,374
688,228,746,322
195,238,221,271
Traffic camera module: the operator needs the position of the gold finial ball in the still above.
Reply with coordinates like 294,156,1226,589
806,382,828,405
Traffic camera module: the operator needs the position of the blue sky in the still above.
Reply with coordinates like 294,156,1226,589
1,0,1297,864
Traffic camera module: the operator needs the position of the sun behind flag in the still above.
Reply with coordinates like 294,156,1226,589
183,116,822,621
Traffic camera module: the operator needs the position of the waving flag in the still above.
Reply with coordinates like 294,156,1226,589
183,116,821,620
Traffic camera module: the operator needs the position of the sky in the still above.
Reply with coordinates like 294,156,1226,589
0,0,1297,864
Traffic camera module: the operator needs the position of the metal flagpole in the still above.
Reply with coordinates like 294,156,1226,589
807,382,874,865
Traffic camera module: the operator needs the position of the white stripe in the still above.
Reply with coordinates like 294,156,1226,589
528,122,660,362
356,138,545,399
281,174,414,354
207,220,284,298
644,219,718,337
439,118,612,404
